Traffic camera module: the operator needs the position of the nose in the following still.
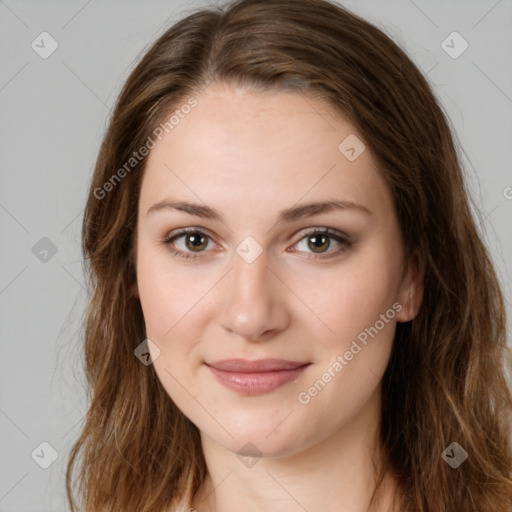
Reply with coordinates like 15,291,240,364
219,247,289,342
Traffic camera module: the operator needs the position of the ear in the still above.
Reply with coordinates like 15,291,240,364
395,254,423,323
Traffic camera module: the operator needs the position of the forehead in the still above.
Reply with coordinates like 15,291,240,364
139,84,393,220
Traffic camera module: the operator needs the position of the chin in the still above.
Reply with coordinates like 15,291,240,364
203,419,313,461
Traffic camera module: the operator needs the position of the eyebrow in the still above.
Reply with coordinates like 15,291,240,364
147,199,372,222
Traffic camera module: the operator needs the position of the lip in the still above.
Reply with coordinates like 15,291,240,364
205,358,311,395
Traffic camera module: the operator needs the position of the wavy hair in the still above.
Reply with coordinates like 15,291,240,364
66,0,512,510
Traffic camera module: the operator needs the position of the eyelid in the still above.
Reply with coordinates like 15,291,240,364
294,226,351,243
287,227,351,259
163,226,350,244
163,227,221,249
162,226,352,262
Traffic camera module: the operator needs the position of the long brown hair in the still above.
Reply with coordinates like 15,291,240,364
66,0,512,510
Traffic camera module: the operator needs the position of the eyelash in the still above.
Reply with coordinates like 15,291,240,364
161,227,351,261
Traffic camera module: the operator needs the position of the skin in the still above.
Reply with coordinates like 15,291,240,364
133,82,423,512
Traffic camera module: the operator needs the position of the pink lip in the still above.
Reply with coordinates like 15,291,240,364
205,358,310,395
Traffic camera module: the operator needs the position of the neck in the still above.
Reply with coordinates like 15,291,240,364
192,387,398,512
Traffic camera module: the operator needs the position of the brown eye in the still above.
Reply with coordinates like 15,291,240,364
163,229,215,260
307,233,331,253
292,228,351,260
184,233,208,252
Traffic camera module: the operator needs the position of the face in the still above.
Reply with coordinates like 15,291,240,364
134,82,421,458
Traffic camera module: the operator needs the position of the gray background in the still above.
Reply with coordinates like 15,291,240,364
1,0,511,510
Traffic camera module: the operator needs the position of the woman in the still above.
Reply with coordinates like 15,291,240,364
66,0,512,510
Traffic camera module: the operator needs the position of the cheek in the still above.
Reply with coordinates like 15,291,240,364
136,246,214,341
135,248,215,404
136,260,204,405
289,248,402,348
